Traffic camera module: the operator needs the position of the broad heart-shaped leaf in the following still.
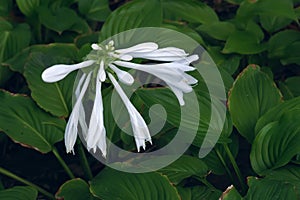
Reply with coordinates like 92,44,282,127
0,90,65,153
280,41,300,65
24,52,75,117
245,165,300,200
228,65,282,143
281,76,300,98
38,6,90,34
99,0,162,41
268,30,300,58
78,0,111,21
56,179,99,200
259,15,292,33
255,96,300,134
158,155,209,185
197,21,235,41
236,0,297,21
250,109,300,175
90,168,180,200
0,20,31,62
0,0,12,17
222,31,266,54
0,186,37,200
16,0,40,16
3,43,79,74
162,0,218,24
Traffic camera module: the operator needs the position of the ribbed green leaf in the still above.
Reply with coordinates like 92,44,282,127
159,155,208,184
90,168,180,200
0,186,37,200
3,43,79,73
255,96,300,134
250,109,300,174
245,166,300,199
16,0,40,16
78,0,111,21
99,0,162,41
56,179,98,200
0,90,65,153
162,0,218,24
0,20,31,62
24,53,75,117
228,65,282,143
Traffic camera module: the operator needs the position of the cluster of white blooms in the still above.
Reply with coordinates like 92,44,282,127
42,41,198,157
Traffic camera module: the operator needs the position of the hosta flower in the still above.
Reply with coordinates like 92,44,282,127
41,40,198,157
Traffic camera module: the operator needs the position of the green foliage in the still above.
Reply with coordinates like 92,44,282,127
0,0,299,199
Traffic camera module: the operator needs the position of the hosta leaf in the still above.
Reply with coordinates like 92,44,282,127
260,15,292,33
237,0,297,20
16,0,40,16
250,109,300,175
56,179,98,200
268,30,300,58
99,0,162,41
162,0,218,24
280,41,300,65
158,155,209,184
24,53,75,117
39,7,90,34
221,186,242,200
0,90,65,153
279,76,300,98
0,186,37,200
255,96,300,134
3,43,79,73
245,166,300,199
190,186,222,200
0,0,12,17
90,168,180,200
222,31,266,54
78,0,111,21
0,20,31,62
228,65,282,143
197,21,235,41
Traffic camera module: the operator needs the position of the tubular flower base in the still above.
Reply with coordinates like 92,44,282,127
41,41,199,157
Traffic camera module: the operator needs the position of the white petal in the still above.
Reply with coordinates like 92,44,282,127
109,64,134,85
175,55,199,65
42,60,94,83
75,74,88,138
108,73,151,152
168,85,185,106
115,42,158,54
99,60,106,82
86,69,106,157
65,72,92,153
91,44,102,50
128,47,188,61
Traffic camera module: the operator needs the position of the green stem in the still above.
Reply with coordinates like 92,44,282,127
76,140,93,180
214,148,235,182
52,147,75,179
223,144,247,193
0,167,55,200
194,176,215,190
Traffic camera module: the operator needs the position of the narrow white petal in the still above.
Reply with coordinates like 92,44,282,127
175,55,199,65
91,44,102,50
115,42,158,54
75,74,88,138
99,60,106,82
119,54,133,61
86,69,106,157
65,72,92,153
108,73,151,151
168,85,185,106
128,47,188,61
109,64,134,85
42,60,94,83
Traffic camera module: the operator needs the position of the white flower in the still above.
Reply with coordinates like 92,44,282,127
41,41,198,157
